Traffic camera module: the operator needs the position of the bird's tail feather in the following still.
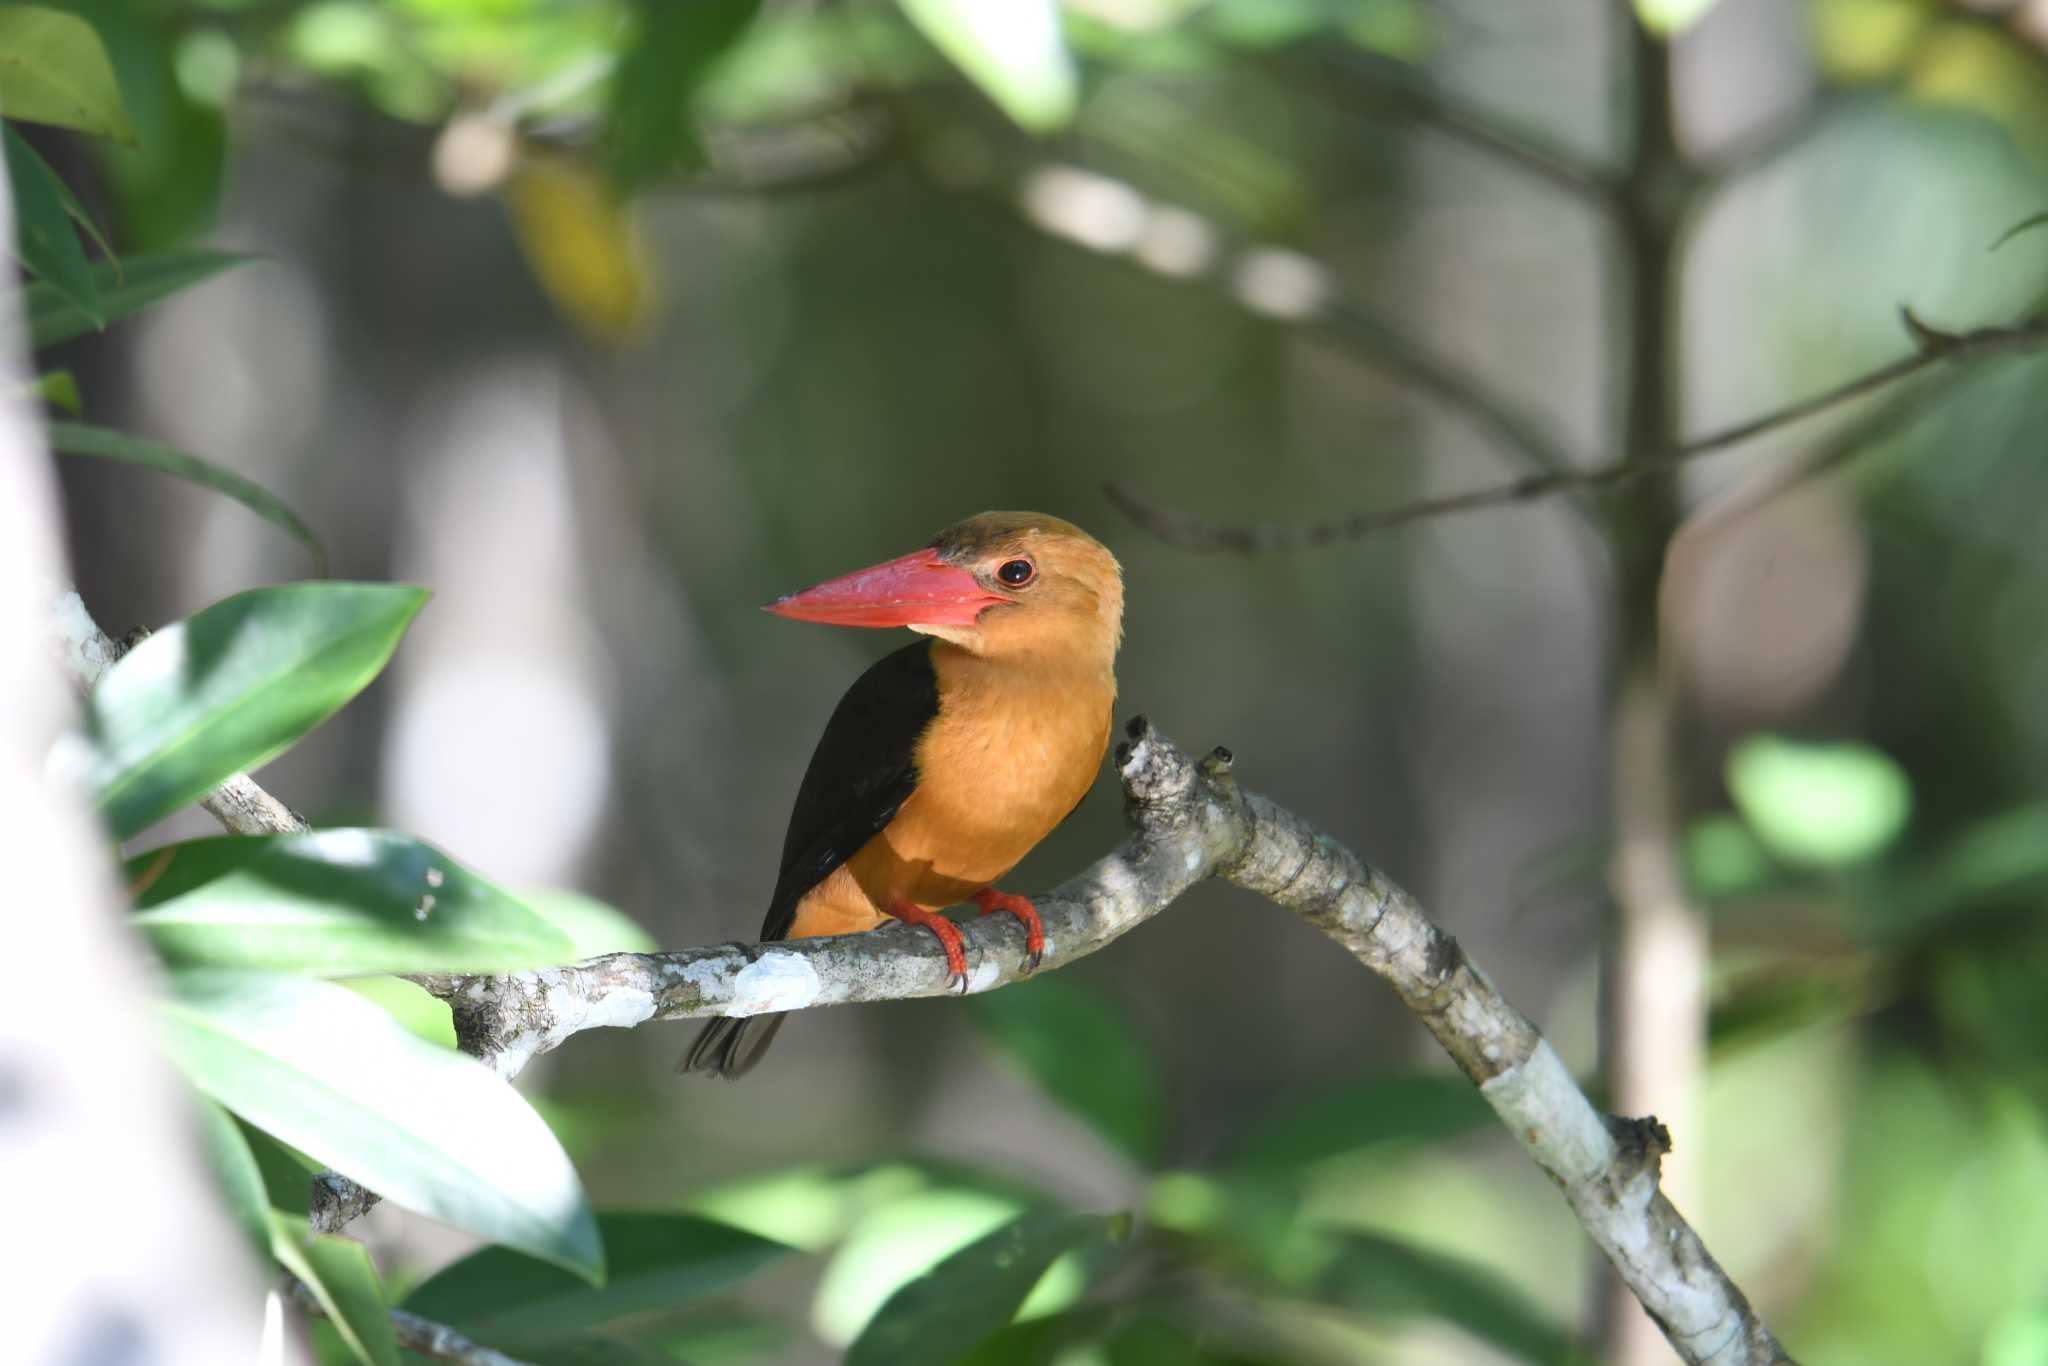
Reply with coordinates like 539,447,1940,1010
678,1012,786,1080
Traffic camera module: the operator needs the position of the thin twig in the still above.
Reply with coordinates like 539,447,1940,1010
1303,47,1616,200
1108,310,2048,551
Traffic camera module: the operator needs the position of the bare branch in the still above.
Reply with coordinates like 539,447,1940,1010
1109,311,2048,551
407,721,1788,1366
288,1281,535,1366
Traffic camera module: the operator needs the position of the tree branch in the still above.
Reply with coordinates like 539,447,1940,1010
1107,309,2048,551
409,719,1788,1366
288,1281,535,1366
55,585,1790,1363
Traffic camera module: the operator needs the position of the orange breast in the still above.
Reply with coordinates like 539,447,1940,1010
784,646,1113,938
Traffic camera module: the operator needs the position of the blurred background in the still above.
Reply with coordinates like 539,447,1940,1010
32,0,2048,1361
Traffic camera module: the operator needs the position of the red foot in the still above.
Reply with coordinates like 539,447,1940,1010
973,888,1044,973
888,898,970,994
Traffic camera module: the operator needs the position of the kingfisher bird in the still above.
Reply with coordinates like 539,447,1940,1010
683,511,1123,1078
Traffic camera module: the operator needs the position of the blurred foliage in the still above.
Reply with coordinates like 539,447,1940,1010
18,0,2048,1362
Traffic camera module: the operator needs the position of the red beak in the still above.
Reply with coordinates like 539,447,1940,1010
765,549,1006,629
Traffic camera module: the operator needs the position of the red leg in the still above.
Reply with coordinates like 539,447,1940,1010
887,898,970,994
972,888,1044,973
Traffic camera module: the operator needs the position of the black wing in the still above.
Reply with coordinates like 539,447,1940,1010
759,640,941,941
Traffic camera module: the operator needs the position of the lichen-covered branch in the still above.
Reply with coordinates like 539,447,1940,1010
407,718,1790,1366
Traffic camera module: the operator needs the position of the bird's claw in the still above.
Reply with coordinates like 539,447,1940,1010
972,888,1045,974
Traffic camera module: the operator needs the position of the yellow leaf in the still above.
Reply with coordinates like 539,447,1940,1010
502,153,655,343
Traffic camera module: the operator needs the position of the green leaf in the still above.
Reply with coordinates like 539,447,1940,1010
1726,735,1912,869
48,420,325,573
341,976,457,1049
968,977,1159,1164
518,887,659,958
130,830,573,975
28,247,250,349
270,1209,400,1366
84,582,424,838
5,123,98,322
27,367,79,412
1632,0,1723,36
605,0,761,188
404,1213,789,1348
1314,1231,1580,1364
157,969,602,1282
1228,1074,1492,1171
1989,211,2048,252
895,0,1077,132
847,1211,1121,1366
0,5,136,141
193,1094,271,1256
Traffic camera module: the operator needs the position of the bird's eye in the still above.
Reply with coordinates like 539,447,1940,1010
997,558,1035,587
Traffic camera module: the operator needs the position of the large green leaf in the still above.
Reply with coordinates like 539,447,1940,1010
130,830,572,975
0,5,136,141
4,123,98,324
518,887,660,958
84,582,426,838
1312,1231,1581,1365
158,970,603,1282
894,0,1076,132
1726,735,1912,869
1228,1074,1492,1171
968,977,1159,1164
404,1212,789,1348
28,246,250,348
270,1209,400,1366
48,420,325,572
847,1212,1121,1366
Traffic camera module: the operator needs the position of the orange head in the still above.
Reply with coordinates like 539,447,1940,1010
766,511,1123,667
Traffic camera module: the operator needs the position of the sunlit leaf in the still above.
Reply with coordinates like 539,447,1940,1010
518,887,659,958
969,976,1159,1164
158,969,602,1282
404,1213,789,1349
270,1209,400,1366
1726,735,1912,869
28,247,251,348
5,123,99,323
1632,0,1723,36
341,976,457,1049
1313,1231,1579,1365
48,420,325,573
1228,1073,1491,1171
895,0,1077,132
847,1211,1122,1366
130,830,572,975
0,5,136,142
84,583,424,838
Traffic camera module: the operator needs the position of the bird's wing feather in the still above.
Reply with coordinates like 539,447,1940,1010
760,640,940,940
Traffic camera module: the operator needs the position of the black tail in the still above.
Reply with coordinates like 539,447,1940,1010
678,1013,787,1080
